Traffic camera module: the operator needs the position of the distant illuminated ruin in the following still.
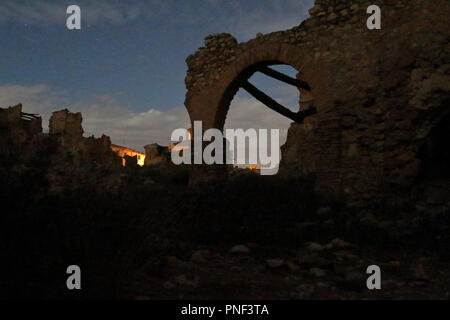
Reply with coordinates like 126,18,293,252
111,144,145,167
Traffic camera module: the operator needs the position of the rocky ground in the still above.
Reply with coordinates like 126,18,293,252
123,194,449,300
130,234,449,300
1,164,449,300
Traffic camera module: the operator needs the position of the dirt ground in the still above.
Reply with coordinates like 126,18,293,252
128,224,450,300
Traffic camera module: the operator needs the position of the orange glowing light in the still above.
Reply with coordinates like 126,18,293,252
111,144,146,167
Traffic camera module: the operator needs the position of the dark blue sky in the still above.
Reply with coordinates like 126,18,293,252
1,19,196,112
0,0,313,149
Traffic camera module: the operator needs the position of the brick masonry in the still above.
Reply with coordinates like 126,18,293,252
183,0,450,209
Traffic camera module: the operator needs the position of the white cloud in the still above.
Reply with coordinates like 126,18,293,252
0,1,145,27
206,0,314,41
0,84,63,121
226,94,294,147
0,84,297,153
0,84,189,151
1,2,65,26
77,96,190,151
0,0,313,40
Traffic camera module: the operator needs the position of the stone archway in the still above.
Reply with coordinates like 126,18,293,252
182,0,450,209
185,42,315,133
184,41,318,182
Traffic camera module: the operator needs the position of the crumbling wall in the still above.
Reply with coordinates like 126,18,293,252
0,105,122,192
184,0,450,209
0,104,43,159
48,109,121,168
144,143,171,166
49,109,83,146
111,144,146,166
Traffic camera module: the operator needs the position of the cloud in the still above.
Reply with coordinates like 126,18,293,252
1,2,66,26
0,1,146,27
204,0,314,41
0,0,314,40
0,84,189,151
0,84,297,153
81,2,145,26
77,95,191,151
226,94,294,147
0,84,63,120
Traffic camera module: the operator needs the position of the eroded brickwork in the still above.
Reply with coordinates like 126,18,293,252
0,104,43,158
0,105,122,191
184,0,450,208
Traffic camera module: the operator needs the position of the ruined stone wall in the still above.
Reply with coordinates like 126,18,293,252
184,0,450,209
112,144,146,166
47,109,121,168
144,143,171,166
0,105,122,191
0,104,43,159
49,109,84,146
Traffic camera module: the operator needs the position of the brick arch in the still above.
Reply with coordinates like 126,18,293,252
181,0,450,209
185,43,313,132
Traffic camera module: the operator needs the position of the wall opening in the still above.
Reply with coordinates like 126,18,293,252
214,62,313,171
216,61,314,129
